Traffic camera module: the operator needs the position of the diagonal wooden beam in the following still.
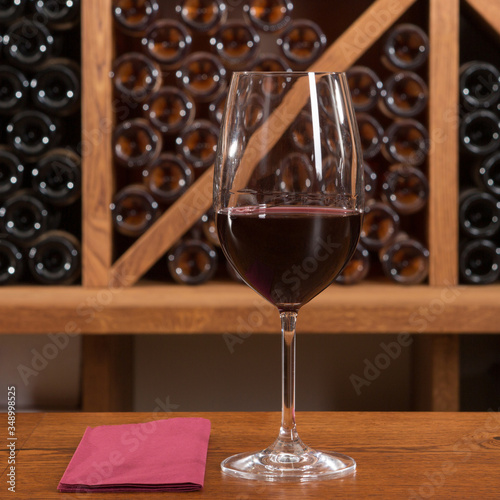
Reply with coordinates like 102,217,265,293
464,0,500,36
109,0,417,287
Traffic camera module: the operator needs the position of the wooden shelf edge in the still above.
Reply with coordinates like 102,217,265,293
0,282,498,334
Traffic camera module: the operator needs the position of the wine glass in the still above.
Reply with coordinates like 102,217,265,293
213,71,364,481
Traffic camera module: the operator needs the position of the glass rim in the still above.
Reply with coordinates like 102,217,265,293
231,70,347,77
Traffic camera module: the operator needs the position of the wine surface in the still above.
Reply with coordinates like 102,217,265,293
217,206,361,310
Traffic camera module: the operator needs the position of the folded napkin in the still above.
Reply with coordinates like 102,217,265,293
58,418,211,493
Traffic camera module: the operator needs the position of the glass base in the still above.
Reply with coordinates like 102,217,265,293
221,447,356,482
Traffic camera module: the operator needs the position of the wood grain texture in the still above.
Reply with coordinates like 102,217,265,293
81,335,134,411
109,0,417,287
465,0,500,35
2,412,500,499
412,335,460,411
81,0,114,287
0,282,498,334
428,0,459,286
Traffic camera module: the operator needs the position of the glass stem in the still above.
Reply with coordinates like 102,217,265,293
279,310,299,444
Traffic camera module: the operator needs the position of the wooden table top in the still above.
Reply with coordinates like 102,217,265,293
1,411,500,499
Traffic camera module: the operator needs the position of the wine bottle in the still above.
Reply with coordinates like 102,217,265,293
34,0,80,30
356,113,384,160
0,147,24,199
113,0,159,36
113,118,162,169
382,23,429,71
208,90,227,125
0,0,27,24
112,52,162,104
459,188,500,238
381,163,429,215
142,153,193,204
360,200,400,251
176,119,219,170
460,61,500,109
210,20,260,68
459,238,500,284
0,65,29,115
31,58,81,116
175,0,227,34
0,189,56,243
143,86,196,135
277,19,327,68
31,148,81,206
460,110,500,156
380,233,429,284
363,163,377,201
142,19,192,68
6,110,61,159
200,210,219,247
290,110,313,152
28,230,81,285
111,184,159,237
382,119,429,166
0,237,23,285
4,19,55,68
243,0,293,33
346,66,383,112
176,51,227,102
167,238,218,285
251,53,291,72
380,71,428,118
336,243,370,285
474,151,500,197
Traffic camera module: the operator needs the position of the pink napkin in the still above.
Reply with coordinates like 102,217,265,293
58,418,211,493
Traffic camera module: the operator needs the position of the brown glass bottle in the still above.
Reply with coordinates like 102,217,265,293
167,238,218,285
251,53,291,72
277,19,326,68
356,113,384,160
210,20,260,68
113,118,162,169
31,58,81,116
243,0,293,33
380,233,429,285
380,71,428,118
460,110,500,156
382,23,429,71
142,153,193,204
175,0,227,34
112,52,162,104
0,0,27,24
34,0,81,31
474,151,500,197
143,86,195,135
460,61,500,110
142,19,192,68
176,119,219,170
381,163,429,215
28,230,81,285
200,210,219,247
111,184,159,237
360,200,400,251
113,0,159,36
208,90,227,125
346,66,383,112
31,148,81,206
459,188,500,238
382,119,429,166
363,163,377,201
336,243,371,285
176,51,227,102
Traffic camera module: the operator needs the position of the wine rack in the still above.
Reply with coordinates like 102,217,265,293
3,0,500,414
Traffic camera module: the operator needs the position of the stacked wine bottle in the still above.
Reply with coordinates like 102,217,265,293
0,0,81,285
459,60,500,284
337,22,431,285
111,0,329,284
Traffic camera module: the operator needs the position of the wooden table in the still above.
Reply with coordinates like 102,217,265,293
2,412,500,499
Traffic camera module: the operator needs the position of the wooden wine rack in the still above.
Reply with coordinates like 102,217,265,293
4,0,499,413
